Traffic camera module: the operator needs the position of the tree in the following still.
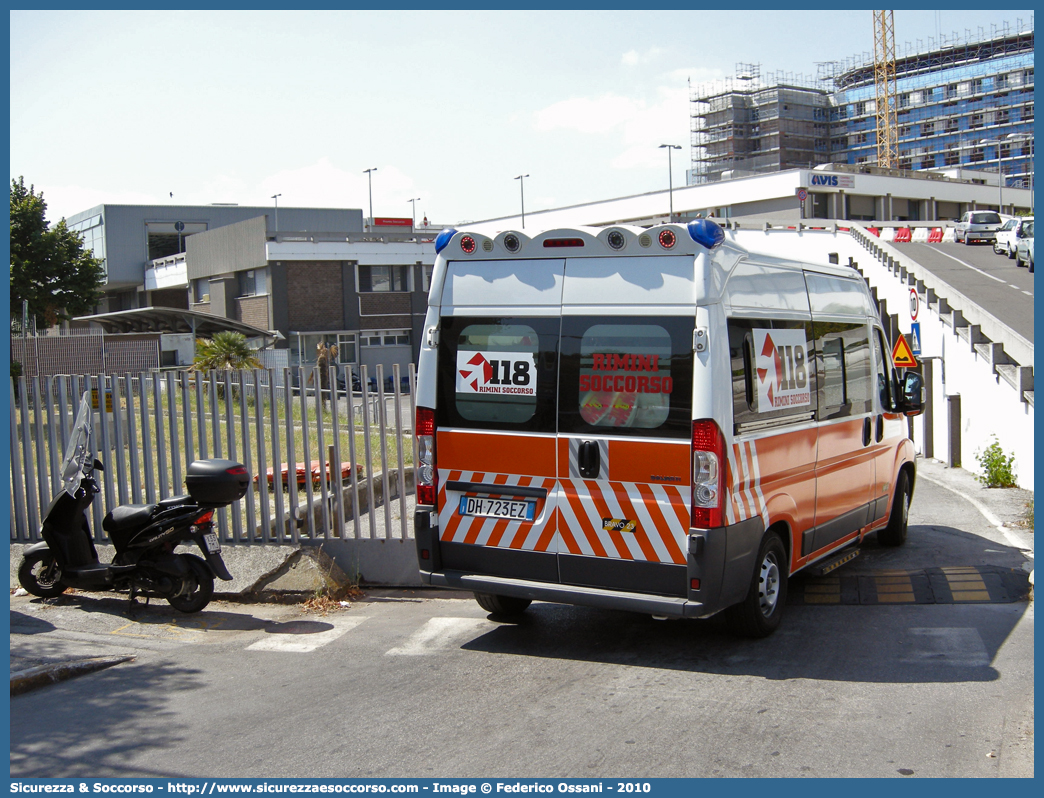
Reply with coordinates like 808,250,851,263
192,331,262,372
192,332,262,400
10,177,105,328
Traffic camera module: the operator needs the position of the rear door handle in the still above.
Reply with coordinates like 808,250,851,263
862,417,872,447
578,440,601,479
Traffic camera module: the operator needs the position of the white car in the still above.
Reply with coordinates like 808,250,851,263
955,210,1003,245
993,217,1021,257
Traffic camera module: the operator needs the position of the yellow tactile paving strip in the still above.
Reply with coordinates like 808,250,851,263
789,566,1028,605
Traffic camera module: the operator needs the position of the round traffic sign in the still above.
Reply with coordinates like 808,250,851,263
797,188,808,202
909,288,919,321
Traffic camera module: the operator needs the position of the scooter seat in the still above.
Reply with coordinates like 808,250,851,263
103,504,157,534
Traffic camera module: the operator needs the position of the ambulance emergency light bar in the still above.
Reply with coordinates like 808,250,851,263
433,219,726,257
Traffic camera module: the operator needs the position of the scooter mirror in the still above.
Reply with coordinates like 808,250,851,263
93,459,105,472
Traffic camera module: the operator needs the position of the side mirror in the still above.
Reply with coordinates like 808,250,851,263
899,371,924,416
93,459,105,472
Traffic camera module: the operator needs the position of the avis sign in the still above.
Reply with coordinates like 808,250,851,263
754,329,810,410
457,351,536,396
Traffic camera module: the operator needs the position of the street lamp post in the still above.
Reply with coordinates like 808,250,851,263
407,197,421,230
363,168,377,230
271,193,282,233
659,144,682,222
514,174,529,228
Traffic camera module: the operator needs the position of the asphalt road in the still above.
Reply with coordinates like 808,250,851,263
900,241,1034,342
9,462,1034,779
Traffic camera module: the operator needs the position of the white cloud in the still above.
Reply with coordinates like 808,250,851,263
38,183,161,222
533,95,640,135
622,47,664,66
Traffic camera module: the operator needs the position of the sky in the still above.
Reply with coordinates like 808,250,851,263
9,9,1035,227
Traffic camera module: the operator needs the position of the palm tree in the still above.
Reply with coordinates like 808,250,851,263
192,331,262,398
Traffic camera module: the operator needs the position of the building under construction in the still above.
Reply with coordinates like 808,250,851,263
689,64,832,184
689,19,1034,191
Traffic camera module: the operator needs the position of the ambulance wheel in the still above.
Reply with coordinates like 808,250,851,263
474,592,531,618
879,471,910,547
724,531,788,639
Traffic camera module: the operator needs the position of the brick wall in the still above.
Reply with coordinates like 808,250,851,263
237,295,270,330
287,262,344,330
359,293,411,316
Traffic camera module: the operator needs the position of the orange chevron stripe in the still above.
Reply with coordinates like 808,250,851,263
586,480,633,560
562,482,608,557
610,484,659,562
635,483,686,564
462,472,504,545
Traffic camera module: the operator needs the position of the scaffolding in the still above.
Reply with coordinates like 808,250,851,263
689,63,830,184
690,19,1034,186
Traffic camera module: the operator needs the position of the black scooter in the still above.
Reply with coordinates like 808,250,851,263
18,391,248,613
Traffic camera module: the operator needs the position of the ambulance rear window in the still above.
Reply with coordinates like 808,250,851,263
435,316,560,432
559,317,694,438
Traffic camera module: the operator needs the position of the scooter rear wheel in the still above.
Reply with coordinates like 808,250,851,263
166,554,214,613
18,550,67,598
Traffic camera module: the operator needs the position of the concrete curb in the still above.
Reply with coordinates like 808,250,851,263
10,655,136,696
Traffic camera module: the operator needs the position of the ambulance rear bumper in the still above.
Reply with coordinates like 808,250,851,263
427,570,708,619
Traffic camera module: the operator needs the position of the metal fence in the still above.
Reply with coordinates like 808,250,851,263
9,364,417,546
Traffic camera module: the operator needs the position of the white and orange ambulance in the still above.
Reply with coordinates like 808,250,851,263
413,220,923,637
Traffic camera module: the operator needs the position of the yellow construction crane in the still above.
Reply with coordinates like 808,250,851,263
873,10,899,169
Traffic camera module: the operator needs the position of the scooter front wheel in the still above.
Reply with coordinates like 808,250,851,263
166,553,214,613
18,550,67,598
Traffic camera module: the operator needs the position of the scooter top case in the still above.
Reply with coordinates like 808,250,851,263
185,459,250,506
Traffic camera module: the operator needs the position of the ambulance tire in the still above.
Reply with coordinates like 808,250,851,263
474,592,532,618
879,471,910,547
723,531,788,639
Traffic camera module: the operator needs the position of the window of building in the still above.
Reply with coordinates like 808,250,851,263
360,329,411,347
145,221,207,261
358,264,409,292
422,264,433,292
237,268,268,297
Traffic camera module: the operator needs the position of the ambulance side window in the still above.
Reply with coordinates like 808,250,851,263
812,321,873,420
435,316,559,432
729,318,816,431
872,327,895,411
559,317,693,439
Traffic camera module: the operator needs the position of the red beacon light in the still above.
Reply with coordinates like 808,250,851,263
658,229,677,249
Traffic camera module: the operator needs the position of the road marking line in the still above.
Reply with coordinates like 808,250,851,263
247,615,369,653
1022,291,1033,297
931,249,1007,282
385,617,490,656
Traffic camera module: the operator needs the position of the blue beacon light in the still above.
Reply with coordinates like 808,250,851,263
434,228,458,255
687,218,725,250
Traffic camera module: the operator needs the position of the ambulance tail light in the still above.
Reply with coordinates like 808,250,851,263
691,419,724,529
416,407,437,506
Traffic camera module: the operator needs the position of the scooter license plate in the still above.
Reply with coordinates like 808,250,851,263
203,532,221,553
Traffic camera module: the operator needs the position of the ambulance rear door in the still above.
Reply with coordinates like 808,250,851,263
434,258,565,583
556,256,696,597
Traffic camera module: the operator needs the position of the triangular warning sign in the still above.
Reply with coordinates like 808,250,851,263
892,333,919,368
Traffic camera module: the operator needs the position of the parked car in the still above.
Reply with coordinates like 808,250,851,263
955,210,1003,245
1014,219,1034,272
993,217,1022,257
